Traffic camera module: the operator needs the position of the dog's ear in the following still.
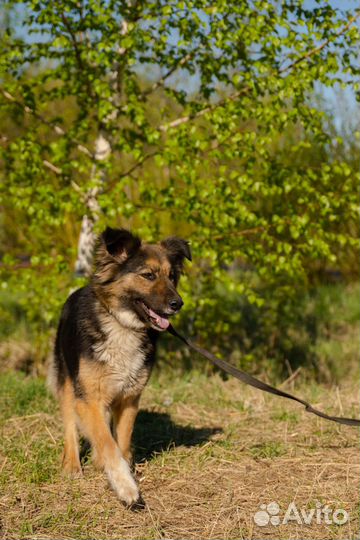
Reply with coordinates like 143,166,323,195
101,227,141,262
161,237,192,265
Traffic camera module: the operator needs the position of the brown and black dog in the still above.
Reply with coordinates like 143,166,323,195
49,227,191,505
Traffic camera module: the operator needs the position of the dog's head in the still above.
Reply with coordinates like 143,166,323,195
93,227,191,331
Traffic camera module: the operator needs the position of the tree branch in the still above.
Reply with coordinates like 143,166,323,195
1,132,63,174
119,151,158,178
158,13,360,133
1,10,358,175
143,51,195,97
213,225,267,241
279,12,360,73
60,13,85,72
42,159,62,174
158,87,250,132
0,87,94,158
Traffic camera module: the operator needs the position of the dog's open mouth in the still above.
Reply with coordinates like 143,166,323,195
140,302,170,331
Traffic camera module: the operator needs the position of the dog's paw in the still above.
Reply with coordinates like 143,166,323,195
128,493,146,512
107,460,139,505
62,461,83,478
62,447,83,477
118,479,140,506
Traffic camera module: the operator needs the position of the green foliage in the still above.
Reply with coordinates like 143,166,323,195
0,1,359,371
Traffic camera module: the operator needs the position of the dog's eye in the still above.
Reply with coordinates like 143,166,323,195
141,272,156,281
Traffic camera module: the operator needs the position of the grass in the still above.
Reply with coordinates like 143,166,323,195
0,369,359,540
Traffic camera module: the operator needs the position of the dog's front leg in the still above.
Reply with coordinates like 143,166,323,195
112,394,140,464
75,398,139,505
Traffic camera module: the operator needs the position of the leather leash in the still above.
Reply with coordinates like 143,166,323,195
167,324,360,427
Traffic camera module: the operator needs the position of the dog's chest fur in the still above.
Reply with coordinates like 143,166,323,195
88,314,153,402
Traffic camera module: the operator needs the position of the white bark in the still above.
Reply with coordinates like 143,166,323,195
74,135,110,276
74,17,129,277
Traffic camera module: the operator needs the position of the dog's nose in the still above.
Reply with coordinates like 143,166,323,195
169,298,183,312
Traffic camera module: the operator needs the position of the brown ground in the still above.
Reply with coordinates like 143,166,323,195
0,372,359,540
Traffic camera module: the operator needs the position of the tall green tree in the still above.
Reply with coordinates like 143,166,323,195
0,0,359,362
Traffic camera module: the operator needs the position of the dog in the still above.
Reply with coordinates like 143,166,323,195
49,227,191,506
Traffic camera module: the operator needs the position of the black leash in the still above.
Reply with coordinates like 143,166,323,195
168,324,360,427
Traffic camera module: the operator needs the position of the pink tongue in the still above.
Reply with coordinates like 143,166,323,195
148,308,170,330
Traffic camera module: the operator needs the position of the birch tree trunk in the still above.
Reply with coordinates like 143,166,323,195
74,133,111,276
74,19,129,277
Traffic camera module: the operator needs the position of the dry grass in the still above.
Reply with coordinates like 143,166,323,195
0,369,359,540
